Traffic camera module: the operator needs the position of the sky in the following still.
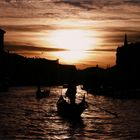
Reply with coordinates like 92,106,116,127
0,0,140,69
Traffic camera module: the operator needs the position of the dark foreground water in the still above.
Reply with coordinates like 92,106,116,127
0,86,140,140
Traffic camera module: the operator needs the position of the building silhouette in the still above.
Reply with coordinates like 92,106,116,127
0,28,77,86
116,34,140,69
116,34,140,89
0,28,6,52
124,34,128,47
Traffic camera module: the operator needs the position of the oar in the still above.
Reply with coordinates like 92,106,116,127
84,89,118,118
89,103,118,118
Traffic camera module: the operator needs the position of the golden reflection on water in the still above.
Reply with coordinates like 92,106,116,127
0,86,140,139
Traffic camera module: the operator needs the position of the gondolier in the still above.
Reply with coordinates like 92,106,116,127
65,83,76,104
57,84,88,119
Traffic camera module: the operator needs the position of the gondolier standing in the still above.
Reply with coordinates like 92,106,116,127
57,82,88,118
65,82,77,104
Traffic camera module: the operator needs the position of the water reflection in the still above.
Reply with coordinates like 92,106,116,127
0,86,140,139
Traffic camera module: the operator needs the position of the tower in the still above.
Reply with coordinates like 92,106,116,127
124,34,128,47
0,28,6,52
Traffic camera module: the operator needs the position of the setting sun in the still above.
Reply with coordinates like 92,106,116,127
51,50,88,64
45,29,98,64
1,1,140,139
48,29,96,51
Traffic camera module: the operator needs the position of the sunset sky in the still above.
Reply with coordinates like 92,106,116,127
0,0,140,69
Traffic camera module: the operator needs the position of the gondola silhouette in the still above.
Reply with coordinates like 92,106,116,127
57,85,88,119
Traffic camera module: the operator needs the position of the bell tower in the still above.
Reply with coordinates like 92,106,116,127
124,34,128,47
0,29,6,52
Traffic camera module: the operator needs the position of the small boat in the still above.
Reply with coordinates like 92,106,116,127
57,95,88,119
36,86,50,99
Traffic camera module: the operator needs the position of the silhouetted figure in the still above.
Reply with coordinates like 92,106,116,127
57,84,88,118
66,83,77,104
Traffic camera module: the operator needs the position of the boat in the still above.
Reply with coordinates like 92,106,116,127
36,86,50,99
57,95,88,119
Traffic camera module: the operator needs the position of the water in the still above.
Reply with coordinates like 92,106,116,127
0,86,140,140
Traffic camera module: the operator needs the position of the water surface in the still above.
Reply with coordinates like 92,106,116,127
0,86,140,139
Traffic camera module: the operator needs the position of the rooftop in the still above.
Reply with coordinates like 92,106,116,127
0,28,6,34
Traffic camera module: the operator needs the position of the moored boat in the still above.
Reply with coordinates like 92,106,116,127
36,86,50,99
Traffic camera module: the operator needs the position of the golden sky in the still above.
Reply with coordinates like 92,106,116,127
0,0,140,69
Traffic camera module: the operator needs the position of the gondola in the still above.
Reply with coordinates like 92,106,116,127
36,86,50,99
57,95,88,119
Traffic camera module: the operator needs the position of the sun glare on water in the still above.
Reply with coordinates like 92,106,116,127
47,29,97,64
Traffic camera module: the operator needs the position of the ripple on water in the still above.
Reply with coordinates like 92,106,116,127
0,86,140,139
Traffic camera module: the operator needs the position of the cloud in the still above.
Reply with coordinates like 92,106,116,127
5,0,11,2
0,0,139,20
5,42,67,52
1,24,57,32
54,0,140,10
88,48,116,52
124,0,140,5
54,0,96,10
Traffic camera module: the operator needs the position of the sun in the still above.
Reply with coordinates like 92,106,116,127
48,29,94,51
51,50,88,64
42,29,98,64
